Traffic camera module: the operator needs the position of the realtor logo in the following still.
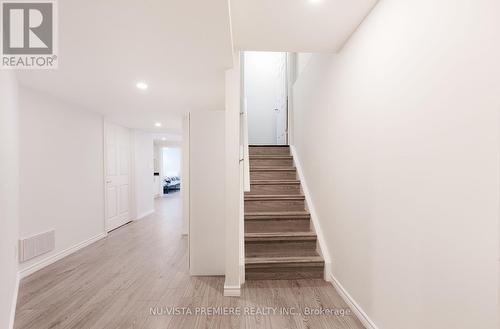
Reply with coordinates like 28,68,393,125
1,0,58,69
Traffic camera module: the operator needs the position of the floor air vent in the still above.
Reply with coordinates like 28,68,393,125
19,230,55,262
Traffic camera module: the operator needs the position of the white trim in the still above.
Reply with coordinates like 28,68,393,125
136,209,154,220
223,283,241,297
19,232,107,279
182,114,190,237
289,145,332,279
102,118,107,234
287,52,296,146
329,273,379,329
239,264,245,284
8,272,20,329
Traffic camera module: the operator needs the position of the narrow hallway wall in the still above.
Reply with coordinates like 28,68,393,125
18,88,105,276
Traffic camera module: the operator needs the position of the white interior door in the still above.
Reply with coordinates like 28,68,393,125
275,53,288,145
105,122,131,231
244,51,288,145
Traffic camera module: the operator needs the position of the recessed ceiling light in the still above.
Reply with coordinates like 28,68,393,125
309,0,323,3
155,122,162,127
136,82,148,90
161,137,166,141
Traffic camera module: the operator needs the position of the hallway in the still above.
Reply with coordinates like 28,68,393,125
14,193,363,329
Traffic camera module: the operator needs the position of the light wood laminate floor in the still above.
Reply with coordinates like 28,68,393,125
14,192,365,329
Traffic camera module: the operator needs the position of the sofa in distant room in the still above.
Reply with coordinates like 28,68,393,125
163,176,180,194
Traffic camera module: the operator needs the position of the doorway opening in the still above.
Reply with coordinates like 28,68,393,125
243,51,289,145
161,146,182,195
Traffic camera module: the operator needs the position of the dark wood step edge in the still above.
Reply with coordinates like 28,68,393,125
245,232,317,242
246,255,324,265
245,194,304,199
250,167,296,171
250,180,300,185
245,212,311,220
250,155,293,159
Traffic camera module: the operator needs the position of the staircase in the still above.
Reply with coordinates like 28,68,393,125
245,145,324,280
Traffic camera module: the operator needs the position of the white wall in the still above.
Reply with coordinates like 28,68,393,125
244,51,283,144
0,71,19,329
296,52,312,77
133,130,154,219
292,1,500,328
18,87,105,273
189,110,225,275
162,147,181,177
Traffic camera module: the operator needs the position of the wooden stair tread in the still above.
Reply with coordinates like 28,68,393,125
246,255,323,265
245,194,305,201
249,155,293,159
245,211,309,216
245,211,310,219
246,231,316,237
250,167,296,171
245,232,317,242
250,180,300,185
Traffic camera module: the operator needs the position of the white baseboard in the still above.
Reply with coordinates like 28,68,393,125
136,209,154,220
223,283,241,297
329,272,379,329
291,146,375,327
289,146,332,267
323,261,332,282
8,272,20,329
19,232,107,279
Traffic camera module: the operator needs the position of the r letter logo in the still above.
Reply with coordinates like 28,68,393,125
1,1,58,69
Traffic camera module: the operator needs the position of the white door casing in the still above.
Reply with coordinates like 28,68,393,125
275,52,288,145
105,122,131,231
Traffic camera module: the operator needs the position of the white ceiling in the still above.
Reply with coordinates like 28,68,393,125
16,0,377,133
17,0,234,133
230,0,378,52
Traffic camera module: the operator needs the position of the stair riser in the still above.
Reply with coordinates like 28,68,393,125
245,240,317,257
249,158,293,167
249,147,290,156
245,199,305,212
250,171,296,181
247,184,301,195
246,266,324,280
245,219,310,233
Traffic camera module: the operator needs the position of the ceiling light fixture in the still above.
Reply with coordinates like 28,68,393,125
155,122,162,127
309,0,323,3
136,82,148,90
161,137,167,141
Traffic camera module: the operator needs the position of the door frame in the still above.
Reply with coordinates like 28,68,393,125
286,52,297,146
277,51,290,145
